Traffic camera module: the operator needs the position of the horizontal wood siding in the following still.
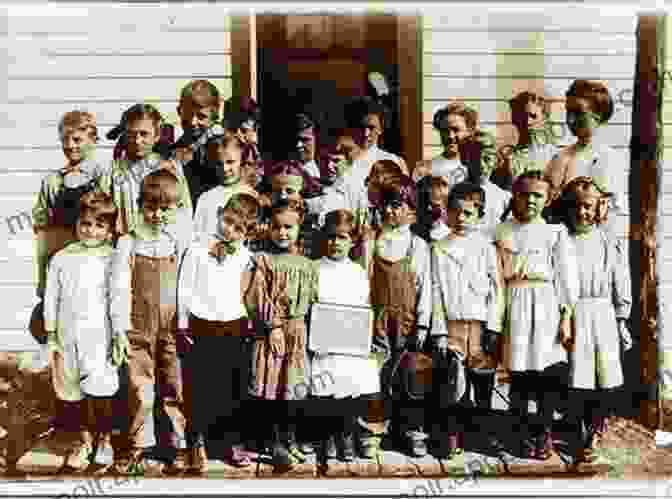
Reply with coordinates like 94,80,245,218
421,5,637,237
0,4,232,350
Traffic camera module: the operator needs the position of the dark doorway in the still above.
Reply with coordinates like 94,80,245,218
256,14,401,162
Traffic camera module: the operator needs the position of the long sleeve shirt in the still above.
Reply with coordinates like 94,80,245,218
495,218,580,312
108,216,192,334
430,231,504,335
177,240,253,328
572,228,631,319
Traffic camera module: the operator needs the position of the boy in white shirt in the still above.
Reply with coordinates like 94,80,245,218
177,192,260,471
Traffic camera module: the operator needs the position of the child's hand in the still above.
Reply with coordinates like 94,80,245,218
559,318,574,352
433,335,449,356
175,329,194,356
618,320,633,351
415,326,428,350
111,331,130,367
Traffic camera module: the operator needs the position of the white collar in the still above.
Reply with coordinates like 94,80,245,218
320,256,350,266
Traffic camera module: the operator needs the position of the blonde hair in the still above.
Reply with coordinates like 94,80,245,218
58,110,98,142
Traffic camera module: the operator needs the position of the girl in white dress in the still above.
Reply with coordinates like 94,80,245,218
44,192,121,471
558,177,632,464
309,209,380,462
495,171,579,460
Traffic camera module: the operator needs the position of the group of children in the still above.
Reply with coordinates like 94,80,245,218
25,77,632,476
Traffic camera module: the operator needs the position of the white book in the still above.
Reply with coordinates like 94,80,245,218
309,301,373,357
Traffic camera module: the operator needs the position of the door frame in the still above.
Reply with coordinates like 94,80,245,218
230,11,423,165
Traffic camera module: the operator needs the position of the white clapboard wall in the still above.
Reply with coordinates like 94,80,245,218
0,4,233,350
421,5,638,245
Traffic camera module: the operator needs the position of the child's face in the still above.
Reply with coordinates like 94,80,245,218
480,146,498,180
570,191,598,234
238,120,258,145
335,136,364,162
296,127,317,163
430,186,448,223
210,143,242,186
438,114,470,159
325,226,353,260
216,209,247,243
177,96,217,137
271,175,303,204
126,118,159,161
382,198,409,227
446,200,477,236
142,195,178,229
513,99,545,131
566,97,600,140
76,214,112,244
270,211,300,249
362,114,383,149
463,192,483,224
512,180,548,222
62,129,96,167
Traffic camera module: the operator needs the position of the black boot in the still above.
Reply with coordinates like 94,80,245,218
322,434,338,460
469,369,504,453
271,423,292,468
340,431,356,462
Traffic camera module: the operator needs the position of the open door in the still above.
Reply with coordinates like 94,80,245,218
256,13,404,162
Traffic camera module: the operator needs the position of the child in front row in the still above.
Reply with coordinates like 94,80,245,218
109,169,193,475
178,192,261,471
495,171,579,460
44,192,120,471
32,111,106,349
309,209,380,462
244,199,319,469
365,178,431,458
429,181,504,458
557,177,632,464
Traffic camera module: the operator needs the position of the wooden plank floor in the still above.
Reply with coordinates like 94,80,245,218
3,447,610,479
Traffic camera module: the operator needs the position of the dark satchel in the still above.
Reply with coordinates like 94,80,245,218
388,350,434,402
29,301,47,345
